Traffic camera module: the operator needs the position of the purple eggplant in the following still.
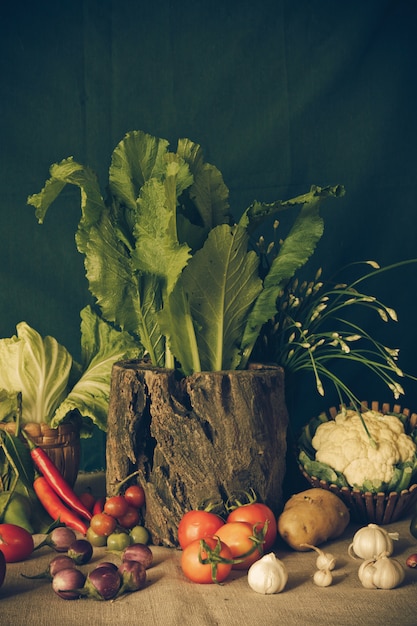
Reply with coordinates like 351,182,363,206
52,567,86,600
117,560,147,596
122,543,153,569
67,539,93,565
36,527,77,552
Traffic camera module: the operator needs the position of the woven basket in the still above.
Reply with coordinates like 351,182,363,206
0,420,81,487
299,401,417,525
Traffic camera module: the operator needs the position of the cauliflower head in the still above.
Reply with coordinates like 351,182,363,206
311,409,416,488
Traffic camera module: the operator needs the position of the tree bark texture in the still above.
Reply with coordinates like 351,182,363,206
106,360,289,547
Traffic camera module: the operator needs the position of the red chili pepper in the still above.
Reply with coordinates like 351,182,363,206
92,496,105,516
23,432,92,521
33,476,89,535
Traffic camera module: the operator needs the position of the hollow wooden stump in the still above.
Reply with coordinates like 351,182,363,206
106,360,289,547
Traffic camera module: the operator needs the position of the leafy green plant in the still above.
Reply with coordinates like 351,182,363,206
27,130,343,377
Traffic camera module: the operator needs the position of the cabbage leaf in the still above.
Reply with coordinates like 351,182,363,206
0,322,72,424
0,307,140,436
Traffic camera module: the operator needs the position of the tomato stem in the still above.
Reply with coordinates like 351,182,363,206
225,488,258,512
198,537,240,584
114,471,141,495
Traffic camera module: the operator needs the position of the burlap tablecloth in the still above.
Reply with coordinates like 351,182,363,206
1,472,416,626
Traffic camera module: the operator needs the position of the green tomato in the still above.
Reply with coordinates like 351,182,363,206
86,526,107,547
106,531,132,551
129,525,150,545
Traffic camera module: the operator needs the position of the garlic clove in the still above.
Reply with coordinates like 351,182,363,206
313,568,333,587
358,560,377,588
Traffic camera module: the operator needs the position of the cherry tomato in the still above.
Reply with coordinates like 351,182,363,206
124,485,146,509
86,526,107,547
177,510,225,549
106,531,131,551
117,505,141,529
0,549,5,588
216,521,263,570
129,525,150,545
181,535,233,584
104,495,129,518
0,523,34,563
227,503,277,550
89,513,117,537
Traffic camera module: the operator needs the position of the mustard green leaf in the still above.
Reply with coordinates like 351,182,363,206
169,224,262,372
239,188,342,368
132,158,192,297
109,130,169,210
158,286,201,376
27,157,106,254
51,306,140,434
177,137,231,236
239,184,345,234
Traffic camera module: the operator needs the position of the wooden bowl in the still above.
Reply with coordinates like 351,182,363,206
298,401,417,524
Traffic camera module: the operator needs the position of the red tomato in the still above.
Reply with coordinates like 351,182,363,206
104,495,129,518
181,535,233,584
89,513,117,537
117,505,141,529
177,510,225,549
226,503,277,550
0,523,34,563
124,485,146,509
216,521,263,570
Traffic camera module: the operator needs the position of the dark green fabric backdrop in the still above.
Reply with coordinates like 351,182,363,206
1,0,417,474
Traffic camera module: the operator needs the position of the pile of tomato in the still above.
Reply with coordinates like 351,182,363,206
83,485,149,550
179,500,278,584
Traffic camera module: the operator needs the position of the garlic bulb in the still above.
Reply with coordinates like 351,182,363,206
313,569,333,587
358,552,405,589
348,523,399,560
247,553,288,594
301,543,336,571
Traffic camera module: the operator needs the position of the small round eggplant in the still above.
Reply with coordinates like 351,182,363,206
52,567,86,600
85,565,122,600
68,539,93,565
36,527,77,552
118,560,147,594
122,543,153,569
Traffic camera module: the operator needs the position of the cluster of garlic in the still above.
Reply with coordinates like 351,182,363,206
349,523,405,589
247,522,407,595
301,543,337,587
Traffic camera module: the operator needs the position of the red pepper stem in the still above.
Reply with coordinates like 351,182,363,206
22,430,92,522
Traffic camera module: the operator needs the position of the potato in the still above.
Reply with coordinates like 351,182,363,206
277,488,350,551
